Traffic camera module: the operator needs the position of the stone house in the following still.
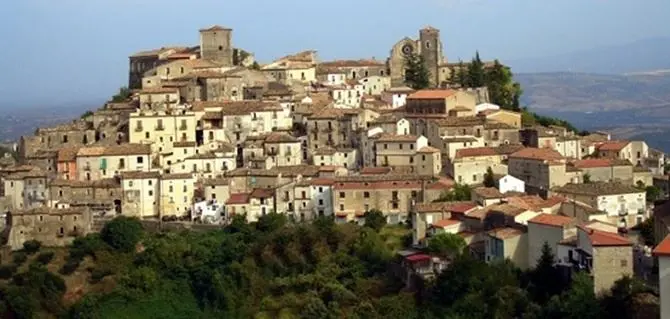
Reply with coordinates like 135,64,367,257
449,147,509,185
313,147,357,170
120,171,161,218
481,122,521,148
306,108,358,152
412,201,477,246
527,213,577,268
508,148,581,195
405,89,478,118
128,108,197,154
472,187,505,207
652,235,670,319
263,132,302,167
137,87,181,109
76,144,152,181
359,75,391,95
552,182,646,228
485,227,529,269
556,225,633,294
367,113,410,135
202,177,231,204
48,178,122,215
596,140,649,166
159,173,195,217
261,50,317,85
570,158,633,183
318,59,388,81
380,86,415,108
57,147,79,180
19,121,97,159
440,136,484,161
477,109,522,129
6,207,92,250
176,150,235,180
3,169,49,211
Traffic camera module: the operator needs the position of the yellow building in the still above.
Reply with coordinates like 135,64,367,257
508,148,581,194
120,171,160,218
159,173,195,217
129,108,197,154
76,144,152,181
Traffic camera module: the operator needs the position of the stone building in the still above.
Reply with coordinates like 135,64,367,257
3,168,49,210
388,26,444,87
48,178,122,215
6,207,93,250
128,108,197,154
159,173,196,217
200,25,234,66
261,51,317,85
120,171,161,218
508,148,581,195
75,144,152,181
306,108,359,152
317,59,388,81
19,120,96,160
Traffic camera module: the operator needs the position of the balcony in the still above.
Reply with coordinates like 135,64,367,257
233,126,243,132
118,163,125,170
322,127,334,133
134,126,143,132
83,165,91,171
179,124,188,131
267,149,278,156
282,195,291,201
285,150,292,156
155,125,165,131
618,210,628,216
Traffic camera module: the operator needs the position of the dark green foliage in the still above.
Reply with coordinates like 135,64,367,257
363,209,387,232
0,264,17,279
100,216,143,252
110,87,131,102
435,183,471,202
466,51,486,88
90,267,113,283
483,167,496,188
59,259,81,275
583,173,592,183
427,233,466,258
485,59,522,111
404,52,430,89
256,212,287,233
646,185,661,202
22,240,41,254
80,110,94,119
12,251,28,265
637,216,655,246
528,242,566,303
35,251,55,265
522,107,579,132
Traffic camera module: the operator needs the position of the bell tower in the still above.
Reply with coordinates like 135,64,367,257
199,25,233,67
419,26,443,87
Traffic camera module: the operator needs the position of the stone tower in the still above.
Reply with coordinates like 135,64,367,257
199,25,234,66
419,26,443,87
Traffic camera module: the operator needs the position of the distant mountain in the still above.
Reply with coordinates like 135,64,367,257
507,37,670,74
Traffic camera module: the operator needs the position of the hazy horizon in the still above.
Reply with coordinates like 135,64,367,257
2,0,669,108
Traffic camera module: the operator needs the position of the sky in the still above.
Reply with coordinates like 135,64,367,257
1,0,669,108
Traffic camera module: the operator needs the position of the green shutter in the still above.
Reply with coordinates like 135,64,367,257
100,158,107,170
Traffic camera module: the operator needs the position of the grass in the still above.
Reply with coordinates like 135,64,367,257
379,225,411,252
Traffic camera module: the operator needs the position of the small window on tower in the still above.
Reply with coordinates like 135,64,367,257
426,41,431,48
218,46,223,51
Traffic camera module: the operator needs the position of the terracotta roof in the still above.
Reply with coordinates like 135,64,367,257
374,134,418,142
192,100,282,116
505,195,565,211
307,107,354,120
455,147,498,158
433,219,461,228
443,136,478,143
386,86,416,94
76,146,106,157
488,227,525,240
597,141,630,151
473,187,504,199
203,178,230,186
120,171,160,179
314,147,337,156
415,201,476,213
130,46,188,58
173,141,197,147
103,144,151,156
572,158,632,168
510,148,564,161
407,89,455,99
528,213,575,227
553,182,642,196
319,59,385,68
318,165,341,172
310,178,335,186
417,146,440,153
250,188,274,199
139,87,179,94
57,147,79,162
405,254,432,263
653,235,670,257
579,226,632,246
162,173,193,180
360,167,392,175
226,193,250,205
264,132,298,143
494,144,526,155
432,116,485,127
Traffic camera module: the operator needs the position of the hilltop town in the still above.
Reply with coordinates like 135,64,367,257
1,25,670,317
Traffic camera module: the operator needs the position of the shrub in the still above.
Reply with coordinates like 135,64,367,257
36,251,55,265
59,259,80,275
0,264,17,279
12,252,28,265
100,216,143,252
90,267,113,283
22,240,42,254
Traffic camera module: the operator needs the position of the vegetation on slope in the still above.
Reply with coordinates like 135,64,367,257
0,216,657,318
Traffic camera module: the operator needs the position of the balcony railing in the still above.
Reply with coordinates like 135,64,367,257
118,163,125,170
285,150,292,156
322,127,334,132
282,195,290,201
134,126,143,132
179,124,188,131
83,165,91,171
155,125,165,131
267,149,278,156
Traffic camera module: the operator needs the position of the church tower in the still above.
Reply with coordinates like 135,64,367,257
419,26,443,87
199,25,234,67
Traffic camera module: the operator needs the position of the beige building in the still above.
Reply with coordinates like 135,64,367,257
121,171,160,218
485,227,529,269
552,182,647,228
137,87,181,109
597,140,649,166
129,108,197,154
359,75,391,95
557,226,633,294
449,147,512,185
570,159,633,183
508,148,581,194
76,144,152,181
478,109,522,129
3,168,49,210
527,213,577,268
368,113,410,135
263,132,302,167
7,207,92,250
405,89,478,117
261,50,317,85
313,147,357,169
306,108,358,152
159,173,195,217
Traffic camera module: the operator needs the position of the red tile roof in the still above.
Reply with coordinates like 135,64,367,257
488,227,525,240
455,147,498,158
226,193,250,205
510,148,564,161
597,141,630,151
405,253,432,263
360,167,391,175
333,180,423,190
310,178,335,186
653,235,670,257
572,159,612,168
407,89,455,99
579,226,632,246
433,219,461,228
528,213,575,227
250,188,274,199
417,146,441,153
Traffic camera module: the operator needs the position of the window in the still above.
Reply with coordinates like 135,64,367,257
169,185,173,193
129,181,133,187
409,157,414,164
340,204,344,211
473,174,477,182
145,132,150,139
410,143,414,150
319,199,324,206
364,192,370,198
301,191,306,198
426,41,431,48
318,187,323,193
148,180,152,186
339,192,345,198
148,190,153,196
137,156,144,164
620,259,628,267
384,144,388,150
422,155,426,161
399,144,403,150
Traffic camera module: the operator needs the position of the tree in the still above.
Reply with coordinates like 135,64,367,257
529,242,565,303
646,185,660,202
601,276,648,319
100,216,143,252
447,65,457,86
22,240,41,254
256,212,287,233
363,209,386,232
111,87,131,102
466,51,485,88
251,61,261,70
547,272,603,319
636,216,655,246
435,184,472,202
485,59,522,111
583,173,592,183
427,233,466,258
80,110,94,119
483,167,496,188
456,60,467,87
404,52,430,89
